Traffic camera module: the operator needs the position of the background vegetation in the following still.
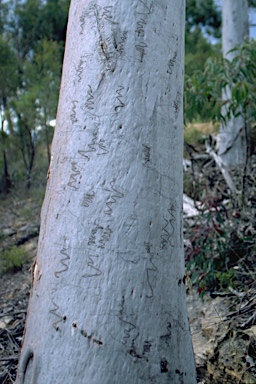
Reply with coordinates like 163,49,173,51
0,0,223,194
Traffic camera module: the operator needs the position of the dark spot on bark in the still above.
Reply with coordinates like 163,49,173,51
129,348,142,359
113,37,118,50
143,341,151,353
72,322,77,328
178,275,186,286
81,329,87,337
161,358,168,372
100,41,105,52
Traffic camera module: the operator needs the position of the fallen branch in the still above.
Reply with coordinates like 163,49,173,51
183,193,201,217
16,228,39,246
239,311,256,329
205,140,239,194
0,356,19,361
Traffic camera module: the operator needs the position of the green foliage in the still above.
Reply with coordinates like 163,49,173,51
249,0,256,7
40,0,70,44
186,0,221,38
32,38,62,120
0,130,9,146
185,28,221,76
0,36,20,101
185,40,256,124
0,1,8,34
0,0,65,190
185,0,221,75
184,125,205,145
186,198,228,294
186,195,255,296
14,0,43,58
0,246,28,273
13,38,61,138
216,269,235,289
13,0,69,58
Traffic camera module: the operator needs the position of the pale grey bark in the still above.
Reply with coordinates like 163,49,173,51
16,1,196,383
217,0,249,167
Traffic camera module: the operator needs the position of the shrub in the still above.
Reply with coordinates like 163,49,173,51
0,246,28,274
185,196,254,296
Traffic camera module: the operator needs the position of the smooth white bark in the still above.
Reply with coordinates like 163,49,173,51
16,1,196,383
217,0,249,167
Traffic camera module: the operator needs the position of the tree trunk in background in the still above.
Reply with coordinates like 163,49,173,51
1,118,11,194
16,1,196,383
217,0,249,168
2,150,11,193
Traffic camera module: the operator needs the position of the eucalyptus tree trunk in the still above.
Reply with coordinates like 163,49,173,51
217,0,249,167
16,1,196,383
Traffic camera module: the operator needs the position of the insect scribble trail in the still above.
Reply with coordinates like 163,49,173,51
104,179,124,215
173,90,182,119
55,247,70,278
117,316,139,345
102,6,119,25
77,59,84,82
115,86,125,112
67,162,81,190
83,254,102,277
50,301,63,331
159,321,172,350
161,206,175,249
167,51,177,75
70,100,78,124
88,224,112,249
78,122,109,160
84,85,94,110
82,191,95,207
145,243,158,298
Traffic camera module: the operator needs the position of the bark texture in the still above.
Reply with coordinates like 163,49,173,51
217,0,249,167
16,1,196,383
